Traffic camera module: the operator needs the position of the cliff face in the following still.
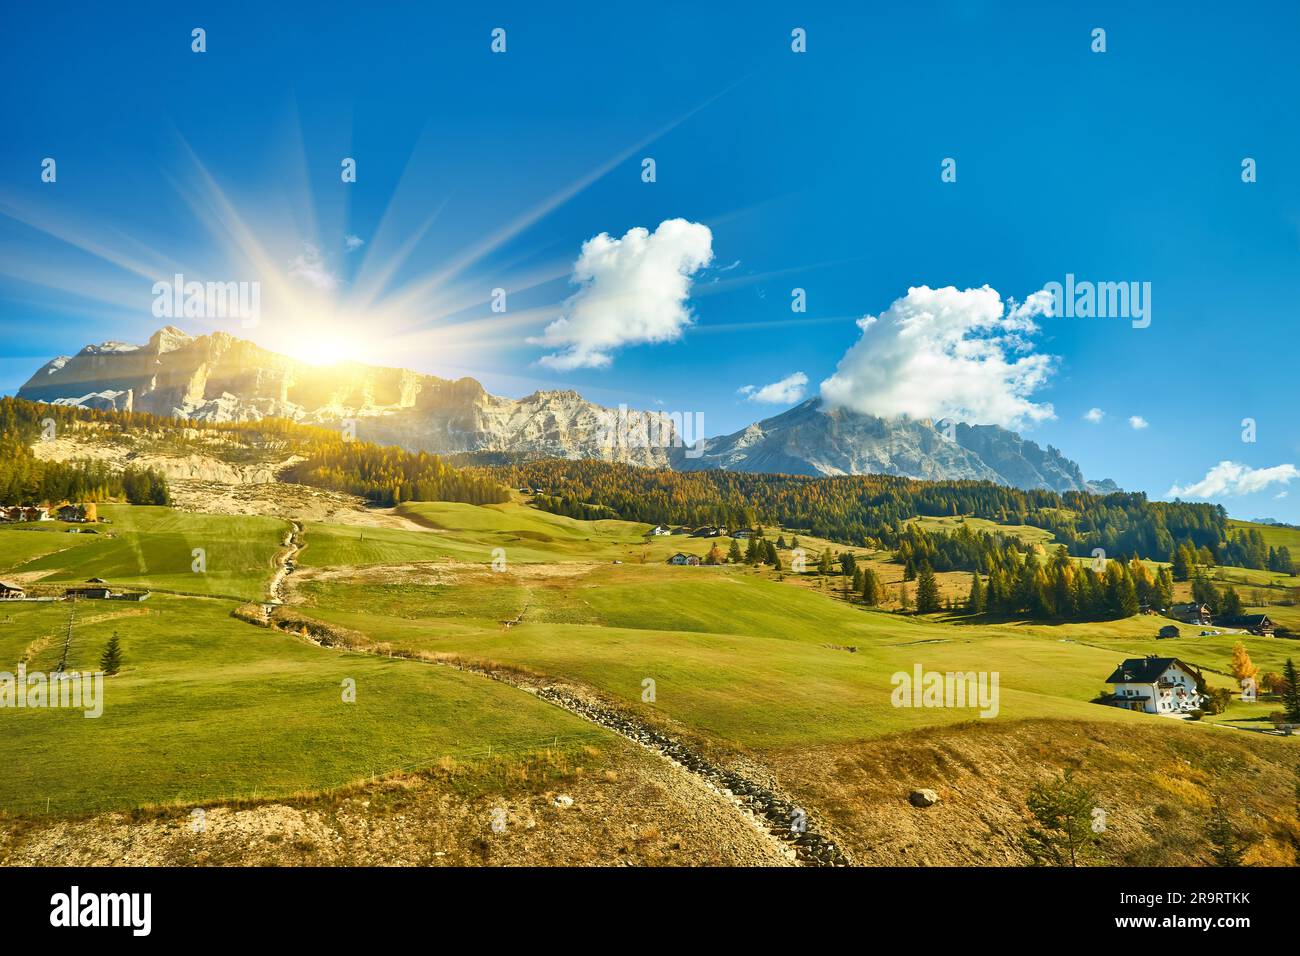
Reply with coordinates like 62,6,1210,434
20,329,1108,490
18,327,679,467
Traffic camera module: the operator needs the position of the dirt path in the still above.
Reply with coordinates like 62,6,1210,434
250,519,847,866
260,604,849,866
265,521,303,616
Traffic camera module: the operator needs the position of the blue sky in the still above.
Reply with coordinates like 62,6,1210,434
2,1,1298,520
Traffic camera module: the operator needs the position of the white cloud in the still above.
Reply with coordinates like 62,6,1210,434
739,371,808,405
288,243,339,291
1128,415,1148,430
344,234,365,252
818,285,1056,429
1084,407,1105,423
1167,461,1300,499
531,219,713,370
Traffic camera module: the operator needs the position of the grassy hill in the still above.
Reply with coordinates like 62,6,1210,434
4,495,1297,865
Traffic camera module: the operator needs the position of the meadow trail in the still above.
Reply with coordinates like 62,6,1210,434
265,520,303,613
254,520,848,866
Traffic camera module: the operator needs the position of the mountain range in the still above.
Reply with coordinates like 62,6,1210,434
17,327,1117,493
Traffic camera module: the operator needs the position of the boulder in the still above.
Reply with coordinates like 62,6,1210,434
908,789,939,808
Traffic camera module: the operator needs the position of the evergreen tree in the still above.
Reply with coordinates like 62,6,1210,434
1281,659,1300,722
1220,586,1244,617
1205,803,1247,867
99,632,123,675
967,571,986,614
727,539,743,563
818,549,834,575
915,562,941,613
1172,544,1193,582
1020,770,1103,867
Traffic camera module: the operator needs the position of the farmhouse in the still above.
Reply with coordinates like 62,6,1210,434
0,581,26,600
1157,624,1180,639
64,586,113,600
1169,602,1212,625
649,525,671,536
1214,614,1275,636
667,552,700,566
690,526,725,538
55,503,97,522
1104,656,1204,715
4,506,51,522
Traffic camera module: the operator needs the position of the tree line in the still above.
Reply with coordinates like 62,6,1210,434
480,458,1228,564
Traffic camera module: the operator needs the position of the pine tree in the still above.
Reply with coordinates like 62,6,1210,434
967,571,986,614
727,539,743,563
1220,586,1244,617
1172,544,1193,582
1281,658,1300,722
818,549,833,575
1205,803,1247,867
915,562,940,614
1020,770,1103,867
99,631,123,675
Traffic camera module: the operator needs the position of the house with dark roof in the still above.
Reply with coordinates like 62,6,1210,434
1213,614,1275,636
1169,602,1212,625
666,552,700,566
1104,656,1203,715
0,581,25,600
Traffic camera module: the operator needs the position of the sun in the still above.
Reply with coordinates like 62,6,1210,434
280,326,368,367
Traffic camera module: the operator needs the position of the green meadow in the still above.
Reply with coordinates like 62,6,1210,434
2,498,1294,819
0,505,287,601
0,595,597,815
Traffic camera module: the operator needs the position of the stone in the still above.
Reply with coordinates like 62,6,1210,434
909,789,939,808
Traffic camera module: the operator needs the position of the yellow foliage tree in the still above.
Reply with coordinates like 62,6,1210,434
1229,641,1258,683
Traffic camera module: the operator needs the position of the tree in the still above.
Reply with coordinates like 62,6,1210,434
704,543,726,566
1172,544,1193,581
818,549,833,576
839,552,857,578
1281,659,1300,722
1205,802,1248,867
99,632,123,675
1021,770,1103,867
1230,642,1258,684
1220,586,1244,617
967,571,986,614
727,539,743,563
898,583,911,610
861,568,881,606
915,562,941,613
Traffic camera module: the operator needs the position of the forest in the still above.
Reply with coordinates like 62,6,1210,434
482,458,1230,565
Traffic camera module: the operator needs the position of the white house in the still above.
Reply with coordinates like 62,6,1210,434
1104,656,1204,715
650,525,671,536
666,552,700,566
